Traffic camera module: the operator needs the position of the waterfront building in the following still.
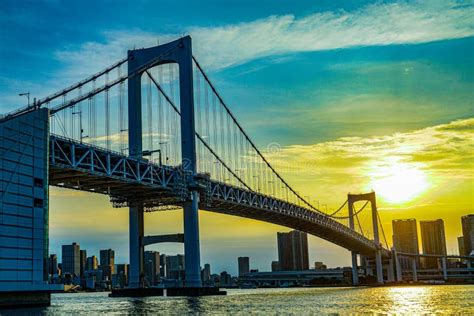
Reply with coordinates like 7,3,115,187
220,271,232,286
271,261,280,272
160,254,167,277
115,264,128,288
392,218,419,269
458,236,465,256
314,261,327,270
48,254,59,277
238,257,250,277
99,249,115,281
202,263,211,284
86,255,98,271
165,255,185,281
80,250,87,278
420,219,447,268
461,214,474,256
277,230,309,271
62,243,81,278
144,251,160,285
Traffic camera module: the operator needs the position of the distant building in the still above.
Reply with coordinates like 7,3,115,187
277,230,309,271
100,249,115,281
160,254,167,277
271,261,280,272
458,236,465,256
80,250,87,278
392,219,419,254
166,255,185,281
86,256,98,271
238,257,250,277
314,261,327,270
62,243,81,277
461,214,474,256
220,271,232,286
144,251,160,285
49,254,59,277
115,264,128,288
202,263,211,284
392,219,419,269
420,219,447,268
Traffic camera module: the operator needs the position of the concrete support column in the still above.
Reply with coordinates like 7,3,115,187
387,258,395,283
351,252,359,285
129,205,144,288
393,250,402,282
411,257,418,282
375,251,383,284
441,257,448,281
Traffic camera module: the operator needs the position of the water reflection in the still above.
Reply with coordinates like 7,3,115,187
385,286,432,314
186,296,204,313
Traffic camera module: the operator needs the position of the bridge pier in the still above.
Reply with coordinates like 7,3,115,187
129,205,144,288
351,252,359,285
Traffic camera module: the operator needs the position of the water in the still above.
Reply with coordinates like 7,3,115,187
2,285,473,315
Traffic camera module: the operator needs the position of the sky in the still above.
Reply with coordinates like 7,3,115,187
1,0,473,275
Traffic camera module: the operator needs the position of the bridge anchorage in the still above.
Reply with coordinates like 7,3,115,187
1,36,401,303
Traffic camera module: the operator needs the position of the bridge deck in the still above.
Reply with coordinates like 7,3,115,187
49,134,388,256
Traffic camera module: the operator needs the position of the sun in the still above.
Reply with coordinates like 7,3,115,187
369,160,429,204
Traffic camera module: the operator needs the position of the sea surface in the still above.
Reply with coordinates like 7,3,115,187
2,285,473,315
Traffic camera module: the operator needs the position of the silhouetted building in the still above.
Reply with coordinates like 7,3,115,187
144,251,160,285
160,254,167,277
62,243,80,277
86,256,98,271
271,261,280,272
458,236,465,256
80,250,87,278
202,263,211,284
166,255,185,281
238,257,250,277
392,219,419,269
115,264,128,288
49,254,59,277
461,214,474,256
314,261,327,270
277,230,309,271
420,219,447,268
100,249,115,281
220,271,232,286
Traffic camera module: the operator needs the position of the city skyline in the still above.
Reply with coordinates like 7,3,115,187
1,0,473,275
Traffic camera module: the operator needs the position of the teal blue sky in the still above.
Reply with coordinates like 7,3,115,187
1,0,473,272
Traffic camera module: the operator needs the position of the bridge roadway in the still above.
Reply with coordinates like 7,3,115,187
49,134,390,257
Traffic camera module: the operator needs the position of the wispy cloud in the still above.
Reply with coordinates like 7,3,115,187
55,0,474,78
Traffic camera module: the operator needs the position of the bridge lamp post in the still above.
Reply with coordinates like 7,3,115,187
19,92,30,106
142,149,162,165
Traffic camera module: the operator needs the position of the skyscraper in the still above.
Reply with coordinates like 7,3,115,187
61,243,80,277
166,255,185,280
277,230,309,271
392,218,419,269
238,257,250,277
202,263,211,284
49,254,59,277
420,219,447,268
144,251,160,285
461,214,474,256
100,249,115,281
458,236,465,256
392,219,419,253
80,250,87,278
86,256,98,271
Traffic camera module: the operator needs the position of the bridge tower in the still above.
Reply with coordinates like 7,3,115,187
348,192,384,284
127,36,202,288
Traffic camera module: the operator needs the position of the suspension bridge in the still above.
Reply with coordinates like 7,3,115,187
0,36,396,298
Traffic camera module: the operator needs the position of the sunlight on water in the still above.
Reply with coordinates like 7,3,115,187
2,285,473,315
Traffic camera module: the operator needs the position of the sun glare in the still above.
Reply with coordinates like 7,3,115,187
369,160,429,204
